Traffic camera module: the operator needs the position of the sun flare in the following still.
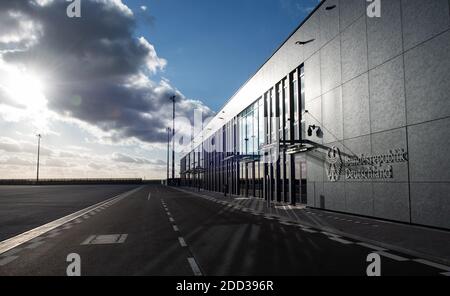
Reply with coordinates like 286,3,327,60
0,66,47,111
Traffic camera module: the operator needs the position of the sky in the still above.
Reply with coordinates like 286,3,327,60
0,0,319,180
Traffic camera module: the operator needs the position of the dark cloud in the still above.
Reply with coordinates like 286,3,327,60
0,0,214,143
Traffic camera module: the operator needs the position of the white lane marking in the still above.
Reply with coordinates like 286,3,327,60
173,225,179,232
81,235,97,245
300,228,317,233
0,248,22,257
329,237,354,245
25,241,45,249
0,256,19,266
321,231,339,237
357,242,387,251
169,217,175,223
82,215,90,219
74,219,83,224
413,259,450,272
167,212,172,216
178,237,187,247
280,221,294,226
147,193,151,200
46,232,61,238
376,251,408,262
117,234,128,244
187,257,203,276
63,224,73,230
0,186,142,256
442,272,450,276
29,237,45,243
82,234,128,245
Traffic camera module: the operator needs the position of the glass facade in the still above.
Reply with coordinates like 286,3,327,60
180,64,307,205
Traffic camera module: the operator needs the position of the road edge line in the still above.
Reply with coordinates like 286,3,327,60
0,186,143,255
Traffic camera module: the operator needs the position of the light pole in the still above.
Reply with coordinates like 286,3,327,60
170,95,176,180
166,127,171,182
36,134,41,183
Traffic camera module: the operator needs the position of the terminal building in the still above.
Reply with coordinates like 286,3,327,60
179,0,450,230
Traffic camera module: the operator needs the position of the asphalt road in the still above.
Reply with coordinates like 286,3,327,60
0,185,139,241
0,185,446,276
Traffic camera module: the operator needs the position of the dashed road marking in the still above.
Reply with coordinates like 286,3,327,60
321,231,339,237
329,236,354,245
357,242,387,251
300,227,317,233
147,192,151,200
413,259,450,272
63,224,73,230
178,237,187,247
169,217,175,223
46,232,61,238
376,251,409,262
25,241,45,249
0,248,22,257
441,271,450,276
0,180,142,257
173,225,179,232
187,257,202,276
29,237,45,243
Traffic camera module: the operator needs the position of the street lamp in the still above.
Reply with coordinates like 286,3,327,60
36,134,41,183
170,95,176,180
166,127,171,182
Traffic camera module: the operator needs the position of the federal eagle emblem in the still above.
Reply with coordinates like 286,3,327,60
326,146,343,182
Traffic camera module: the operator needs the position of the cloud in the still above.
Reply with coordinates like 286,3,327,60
0,137,53,156
112,152,165,166
0,0,213,145
45,158,72,167
0,156,34,166
88,162,106,170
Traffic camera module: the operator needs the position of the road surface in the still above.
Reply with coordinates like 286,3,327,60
0,185,447,276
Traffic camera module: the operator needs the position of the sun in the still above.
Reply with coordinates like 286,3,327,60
0,66,47,111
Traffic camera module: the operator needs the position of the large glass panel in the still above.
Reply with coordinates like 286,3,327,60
300,65,305,140
284,78,290,142
270,88,276,143
292,71,299,141
258,98,264,151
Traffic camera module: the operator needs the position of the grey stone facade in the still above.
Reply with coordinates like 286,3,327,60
183,0,450,230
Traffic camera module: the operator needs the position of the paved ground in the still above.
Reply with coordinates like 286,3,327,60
0,185,138,242
178,187,450,266
0,184,448,276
